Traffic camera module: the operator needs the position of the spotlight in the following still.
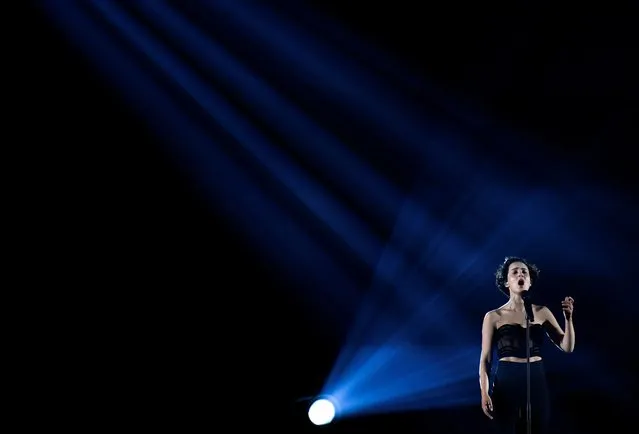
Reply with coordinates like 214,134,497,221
308,397,336,425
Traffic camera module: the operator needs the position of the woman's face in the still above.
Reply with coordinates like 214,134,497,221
505,261,531,294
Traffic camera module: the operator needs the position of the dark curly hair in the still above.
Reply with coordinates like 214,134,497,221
494,256,540,297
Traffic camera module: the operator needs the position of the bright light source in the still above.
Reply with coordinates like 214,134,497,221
308,398,336,425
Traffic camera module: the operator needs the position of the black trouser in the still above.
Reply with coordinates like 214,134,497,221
491,360,550,434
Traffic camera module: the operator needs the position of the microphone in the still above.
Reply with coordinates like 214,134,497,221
522,291,534,321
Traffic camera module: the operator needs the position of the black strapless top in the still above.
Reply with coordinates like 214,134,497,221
493,322,546,359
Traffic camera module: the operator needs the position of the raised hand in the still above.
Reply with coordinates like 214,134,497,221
561,296,574,320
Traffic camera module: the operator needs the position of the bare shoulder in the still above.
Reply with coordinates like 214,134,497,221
483,309,499,326
491,304,510,317
533,304,550,317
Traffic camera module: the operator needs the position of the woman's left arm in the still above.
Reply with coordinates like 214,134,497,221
541,297,575,353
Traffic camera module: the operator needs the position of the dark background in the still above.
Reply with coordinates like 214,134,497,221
21,2,636,432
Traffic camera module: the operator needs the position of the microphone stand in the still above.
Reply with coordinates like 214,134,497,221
524,300,532,434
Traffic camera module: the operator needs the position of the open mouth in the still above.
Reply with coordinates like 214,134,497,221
518,279,524,286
